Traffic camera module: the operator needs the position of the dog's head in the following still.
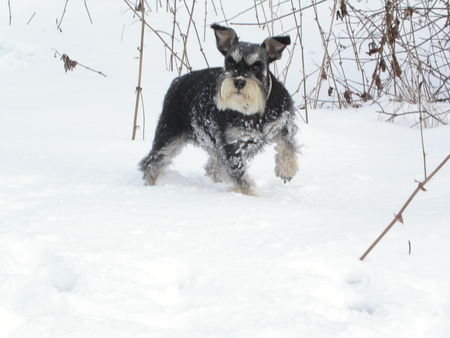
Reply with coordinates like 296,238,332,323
212,24,290,115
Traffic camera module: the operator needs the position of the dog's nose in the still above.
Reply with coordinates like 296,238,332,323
234,78,246,90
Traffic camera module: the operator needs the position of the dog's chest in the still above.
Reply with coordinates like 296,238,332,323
224,112,288,145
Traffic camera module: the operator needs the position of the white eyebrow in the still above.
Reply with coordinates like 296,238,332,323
245,53,260,65
230,49,243,63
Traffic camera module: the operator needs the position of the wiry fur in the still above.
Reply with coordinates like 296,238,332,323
139,135,186,185
139,24,300,194
275,141,299,182
216,76,266,115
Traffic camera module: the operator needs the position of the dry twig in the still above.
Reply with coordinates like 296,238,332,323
84,0,94,24
57,0,69,32
27,12,36,25
360,154,450,261
132,0,146,141
53,49,107,77
8,0,12,25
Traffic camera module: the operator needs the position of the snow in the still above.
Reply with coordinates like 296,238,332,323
1,1,450,338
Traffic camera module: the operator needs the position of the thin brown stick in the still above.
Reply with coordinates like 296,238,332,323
209,0,218,16
132,1,146,141
179,0,197,74
418,81,428,179
8,0,12,25
27,12,36,25
169,0,177,71
359,154,450,261
290,0,309,122
57,0,69,32
218,0,228,26
203,0,207,41
312,0,342,109
253,0,262,28
84,0,93,24
378,109,448,127
184,1,210,68
409,111,448,127
121,24,125,42
140,87,146,140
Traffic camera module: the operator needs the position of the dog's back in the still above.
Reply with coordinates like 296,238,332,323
161,67,222,125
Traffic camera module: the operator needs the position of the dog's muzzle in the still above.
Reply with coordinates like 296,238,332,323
216,75,267,115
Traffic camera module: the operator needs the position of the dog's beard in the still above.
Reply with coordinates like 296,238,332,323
216,77,266,115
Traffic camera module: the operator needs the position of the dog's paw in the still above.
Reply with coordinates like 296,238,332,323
231,176,256,195
229,186,257,196
277,170,296,184
275,147,298,183
143,172,157,186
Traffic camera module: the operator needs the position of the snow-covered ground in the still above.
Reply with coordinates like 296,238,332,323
1,1,449,337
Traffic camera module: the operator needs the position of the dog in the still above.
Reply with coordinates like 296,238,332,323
139,24,299,194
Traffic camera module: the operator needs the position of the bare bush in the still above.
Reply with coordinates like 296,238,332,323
127,0,448,126
326,1,450,111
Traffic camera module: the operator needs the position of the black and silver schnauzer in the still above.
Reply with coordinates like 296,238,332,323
139,24,300,194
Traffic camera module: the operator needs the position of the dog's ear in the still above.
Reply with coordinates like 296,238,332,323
211,24,239,55
262,35,291,63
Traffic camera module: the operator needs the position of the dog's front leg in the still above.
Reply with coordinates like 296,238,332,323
221,143,254,194
274,123,299,183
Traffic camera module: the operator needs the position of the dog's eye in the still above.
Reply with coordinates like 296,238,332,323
226,57,236,68
251,62,263,72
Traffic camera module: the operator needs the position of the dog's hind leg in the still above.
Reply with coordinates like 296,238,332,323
139,128,186,185
204,155,227,183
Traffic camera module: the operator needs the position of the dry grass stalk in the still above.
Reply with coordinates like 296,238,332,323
57,0,69,32
312,0,342,109
178,0,198,74
27,12,36,25
84,0,93,24
131,0,146,141
289,0,309,123
8,0,12,25
418,81,427,179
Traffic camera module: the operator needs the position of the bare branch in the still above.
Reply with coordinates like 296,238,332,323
131,0,146,141
27,12,36,25
53,49,107,77
360,154,450,261
84,0,94,24
57,0,69,32
122,0,191,71
8,0,12,25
